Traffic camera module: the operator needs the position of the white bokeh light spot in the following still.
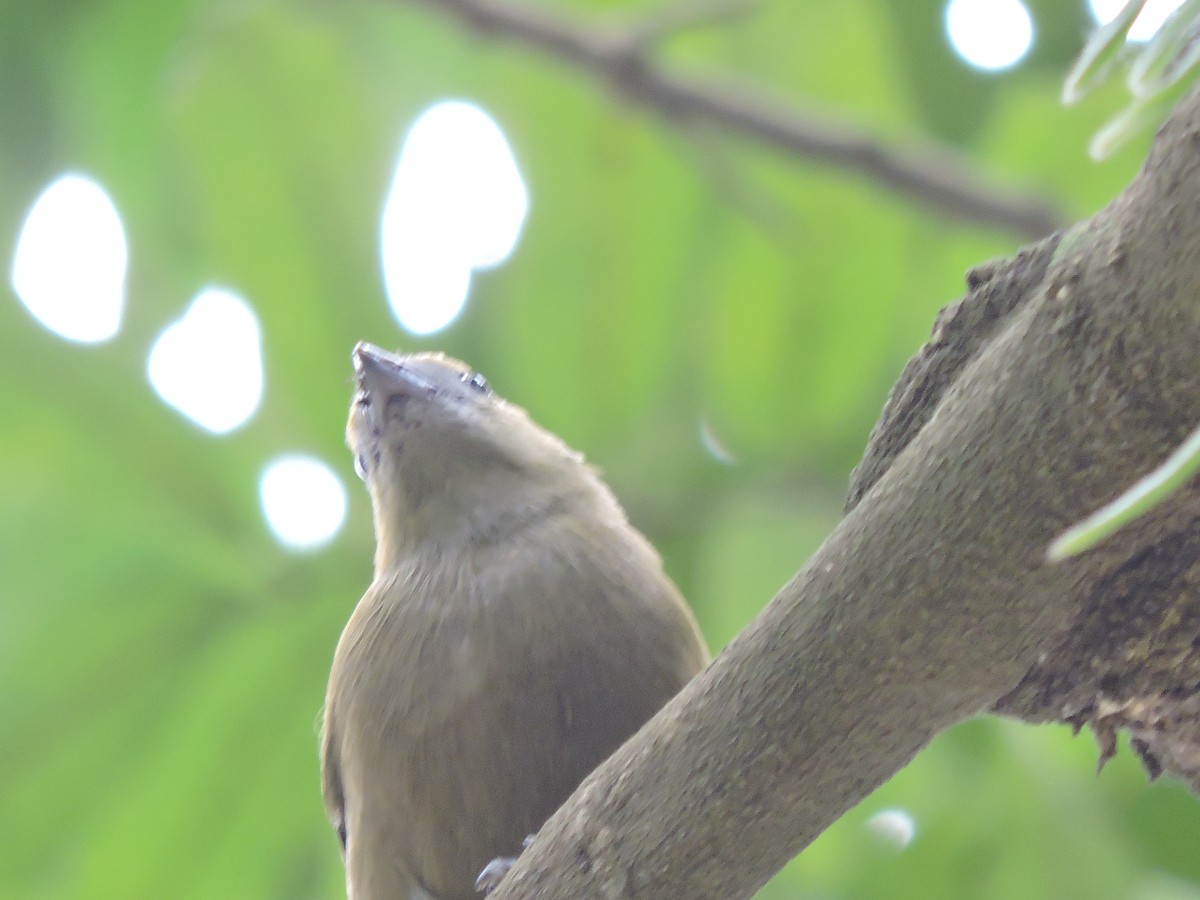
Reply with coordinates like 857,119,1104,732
1088,0,1185,41
945,0,1035,71
10,173,128,343
147,287,264,434
380,100,529,336
259,454,348,551
866,808,917,850
381,251,472,337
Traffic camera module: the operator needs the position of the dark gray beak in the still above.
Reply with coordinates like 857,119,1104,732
352,342,436,398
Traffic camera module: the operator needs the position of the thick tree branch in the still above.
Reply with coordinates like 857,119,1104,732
489,87,1200,898
408,0,1065,239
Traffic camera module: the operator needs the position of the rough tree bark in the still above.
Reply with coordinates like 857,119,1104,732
488,86,1200,900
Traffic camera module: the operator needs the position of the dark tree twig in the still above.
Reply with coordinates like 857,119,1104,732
408,0,1066,239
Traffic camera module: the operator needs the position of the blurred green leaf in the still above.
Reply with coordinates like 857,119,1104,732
1066,0,1200,159
1127,0,1200,95
1063,0,1146,105
1049,420,1200,561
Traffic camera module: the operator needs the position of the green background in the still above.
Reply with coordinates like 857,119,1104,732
2,1,1198,897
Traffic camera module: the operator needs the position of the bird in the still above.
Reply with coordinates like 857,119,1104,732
320,343,709,899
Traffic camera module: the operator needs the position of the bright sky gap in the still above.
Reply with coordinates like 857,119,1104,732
146,287,264,434
379,100,529,335
945,0,1035,72
866,809,917,850
10,173,128,343
259,454,348,551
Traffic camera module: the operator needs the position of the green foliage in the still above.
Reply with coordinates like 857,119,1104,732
1063,0,1148,105
2,1,1197,898
1065,0,1200,158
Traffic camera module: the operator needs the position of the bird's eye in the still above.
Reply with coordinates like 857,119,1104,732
461,371,490,394
354,453,369,482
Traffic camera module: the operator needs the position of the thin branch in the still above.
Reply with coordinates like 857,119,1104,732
407,0,1066,239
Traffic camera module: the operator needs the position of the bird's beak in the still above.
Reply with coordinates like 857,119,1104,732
352,342,434,399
